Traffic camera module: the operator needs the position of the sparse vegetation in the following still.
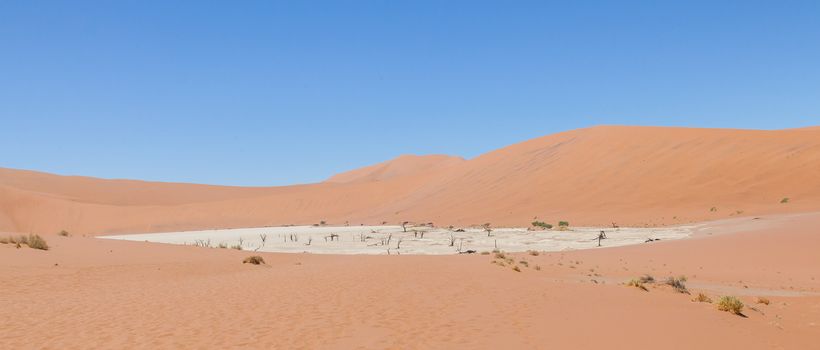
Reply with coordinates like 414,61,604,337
756,297,770,305
527,250,540,256
627,279,649,291
558,221,569,229
531,221,553,229
717,296,744,315
512,265,521,272
693,293,712,303
231,244,242,250
58,230,70,237
1,234,49,250
534,265,541,271
665,276,689,294
780,197,790,204
710,207,718,212
638,275,655,284
480,251,490,255
243,256,265,265
217,242,228,249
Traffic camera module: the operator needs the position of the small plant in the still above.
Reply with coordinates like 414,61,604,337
494,252,507,260
231,244,242,250
638,275,655,284
320,220,326,226
217,242,228,249
512,265,521,272
531,221,553,229
710,207,717,212
627,279,649,291
58,230,70,237
534,265,541,271
480,251,490,255
243,256,265,265
558,221,569,228
527,250,540,256
756,297,770,305
780,197,789,204
693,293,712,303
717,296,744,315
665,276,689,294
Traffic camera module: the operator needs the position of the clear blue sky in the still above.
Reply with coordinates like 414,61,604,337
1,1,818,186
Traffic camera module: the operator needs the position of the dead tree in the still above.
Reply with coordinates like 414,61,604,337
448,233,456,247
483,223,493,237
401,221,409,233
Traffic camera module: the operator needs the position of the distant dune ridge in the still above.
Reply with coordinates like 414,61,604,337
1,125,819,235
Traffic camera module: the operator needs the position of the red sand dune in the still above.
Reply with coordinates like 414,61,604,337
1,125,820,235
325,154,465,183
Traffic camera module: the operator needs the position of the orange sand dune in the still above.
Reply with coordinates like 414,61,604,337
2,212,818,349
325,154,464,184
1,125,820,235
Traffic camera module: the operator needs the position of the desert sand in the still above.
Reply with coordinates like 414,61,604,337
2,126,820,349
2,212,819,348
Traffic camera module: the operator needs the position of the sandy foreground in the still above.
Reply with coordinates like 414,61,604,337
99,225,693,255
2,212,819,349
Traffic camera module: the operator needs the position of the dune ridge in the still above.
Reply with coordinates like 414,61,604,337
1,125,819,235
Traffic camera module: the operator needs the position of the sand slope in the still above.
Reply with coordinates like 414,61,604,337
1,126,819,235
325,154,464,183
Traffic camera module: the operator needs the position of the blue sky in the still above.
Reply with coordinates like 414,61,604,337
1,1,819,186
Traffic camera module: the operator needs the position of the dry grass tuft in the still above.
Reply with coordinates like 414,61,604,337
527,250,540,256
693,293,712,303
480,251,490,255
638,275,655,284
756,297,770,305
2,234,49,250
534,265,541,271
717,296,744,315
58,230,70,237
627,279,649,292
665,276,689,294
243,256,265,265
512,265,521,272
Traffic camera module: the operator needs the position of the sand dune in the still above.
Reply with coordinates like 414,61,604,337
325,154,465,183
1,125,819,235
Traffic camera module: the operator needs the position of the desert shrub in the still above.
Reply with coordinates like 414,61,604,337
519,260,529,267
534,265,541,271
665,276,689,294
494,252,507,260
58,230,70,237
780,197,789,204
217,242,228,249
710,207,717,212
528,250,540,256
480,251,490,255
231,244,242,250
243,256,265,265
627,279,649,292
693,293,712,303
558,221,569,227
512,265,521,272
638,275,655,284
717,296,744,315
531,221,553,229
756,297,770,305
